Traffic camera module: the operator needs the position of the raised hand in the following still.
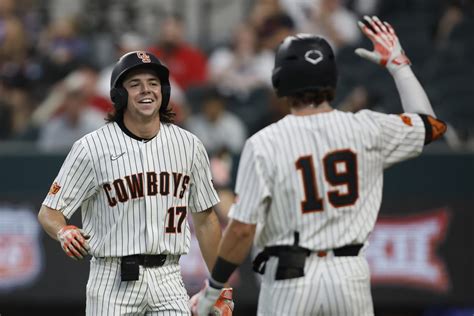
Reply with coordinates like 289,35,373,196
355,15,411,73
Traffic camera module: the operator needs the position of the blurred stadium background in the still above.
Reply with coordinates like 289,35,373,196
0,0,473,315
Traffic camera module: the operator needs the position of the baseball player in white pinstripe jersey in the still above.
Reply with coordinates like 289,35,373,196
194,16,447,315
38,51,233,315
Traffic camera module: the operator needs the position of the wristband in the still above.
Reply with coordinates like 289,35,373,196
211,256,238,285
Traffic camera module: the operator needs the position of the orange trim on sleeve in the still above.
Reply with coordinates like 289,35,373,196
427,116,447,141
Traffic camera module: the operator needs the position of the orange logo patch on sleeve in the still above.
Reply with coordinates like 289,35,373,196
49,182,61,195
399,114,413,126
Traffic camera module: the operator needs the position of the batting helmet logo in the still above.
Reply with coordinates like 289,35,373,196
304,50,323,65
136,51,151,63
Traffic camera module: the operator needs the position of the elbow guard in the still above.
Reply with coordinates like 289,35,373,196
419,114,447,145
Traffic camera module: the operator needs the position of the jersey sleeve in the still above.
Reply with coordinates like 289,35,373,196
228,139,271,224
377,112,426,168
42,140,97,219
188,138,220,213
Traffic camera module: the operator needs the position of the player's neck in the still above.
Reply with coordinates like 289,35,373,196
290,102,333,116
123,113,161,139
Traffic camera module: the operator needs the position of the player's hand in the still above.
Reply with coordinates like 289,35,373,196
57,225,90,260
190,280,234,316
355,15,411,74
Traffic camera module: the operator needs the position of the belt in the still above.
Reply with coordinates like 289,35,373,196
316,244,363,257
264,244,363,258
122,254,167,267
253,244,363,276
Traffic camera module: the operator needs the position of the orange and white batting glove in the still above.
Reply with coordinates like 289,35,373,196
57,225,90,260
355,15,411,74
190,280,234,316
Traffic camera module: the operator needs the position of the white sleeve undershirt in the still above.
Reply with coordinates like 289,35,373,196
391,66,436,117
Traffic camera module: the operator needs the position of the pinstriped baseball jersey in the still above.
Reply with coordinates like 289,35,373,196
229,109,425,250
43,122,219,257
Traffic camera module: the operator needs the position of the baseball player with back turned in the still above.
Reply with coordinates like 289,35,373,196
193,16,447,315
38,51,233,315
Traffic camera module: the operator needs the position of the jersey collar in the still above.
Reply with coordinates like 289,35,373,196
116,117,155,142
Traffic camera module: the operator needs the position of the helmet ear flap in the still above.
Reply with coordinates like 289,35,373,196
160,85,171,111
271,69,281,92
110,87,128,110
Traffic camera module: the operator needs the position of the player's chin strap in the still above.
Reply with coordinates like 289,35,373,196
253,231,310,280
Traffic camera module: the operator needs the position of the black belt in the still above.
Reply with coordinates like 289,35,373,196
264,243,363,258
253,242,363,278
122,254,167,267
325,244,363,257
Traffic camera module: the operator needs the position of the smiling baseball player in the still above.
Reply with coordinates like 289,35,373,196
38,51,233,315
193,16,447,316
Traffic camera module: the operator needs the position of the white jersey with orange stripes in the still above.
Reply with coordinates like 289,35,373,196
229,109,425,251
43,121,219,257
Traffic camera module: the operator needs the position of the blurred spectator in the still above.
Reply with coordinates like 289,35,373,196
35,67,105,152
0,0,14,16
434,0,474,49
149,14,208,90
37,16,90,88
280,0,360,52
207,23,274,99
185,88,247,157
1,86,33,138
257,12,296,51
0,0,43,100
185,88,247,217
248,0,297,50
0,8,32,142
248,0,285,32
0,16,28,65
0,73,35,139
0,12,36,89
17,0,45,43
47,0,85,23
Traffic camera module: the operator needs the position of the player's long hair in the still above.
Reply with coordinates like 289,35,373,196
287,87,336,108
105,104,175,124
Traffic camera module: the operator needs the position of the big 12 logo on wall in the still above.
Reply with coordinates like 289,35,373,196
0,206,43,290
366,208,450,292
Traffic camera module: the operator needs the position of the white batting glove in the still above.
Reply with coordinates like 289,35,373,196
355,15,411,74
190,280,234,316
57,225,90,260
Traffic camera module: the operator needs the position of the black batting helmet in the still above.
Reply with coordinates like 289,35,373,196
272,34,337,97
110,51,171,111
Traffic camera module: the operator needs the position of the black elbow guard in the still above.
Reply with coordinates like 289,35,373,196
419,114,447,145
